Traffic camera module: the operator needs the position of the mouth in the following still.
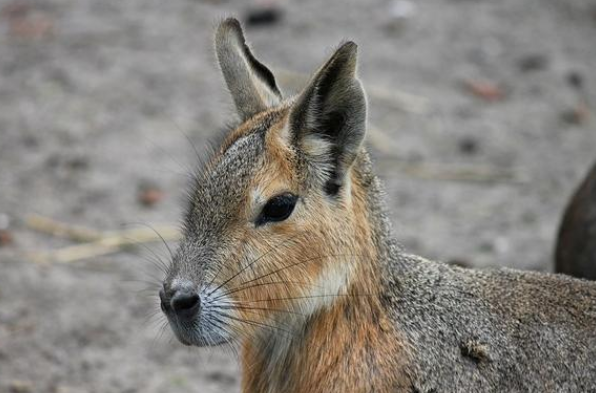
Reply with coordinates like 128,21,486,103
165,315,232,347
168,316,221,347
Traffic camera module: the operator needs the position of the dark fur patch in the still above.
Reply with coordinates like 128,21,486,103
460,339,491,364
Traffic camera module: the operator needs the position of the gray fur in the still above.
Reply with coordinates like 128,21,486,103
172,118,272,283
387,255,596,391
353,151,596,392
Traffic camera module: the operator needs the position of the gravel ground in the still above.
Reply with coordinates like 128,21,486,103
1,0,595,392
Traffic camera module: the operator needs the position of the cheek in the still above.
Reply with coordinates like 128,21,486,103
227,236,326,310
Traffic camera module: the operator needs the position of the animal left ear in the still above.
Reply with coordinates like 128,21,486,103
289,41,367,196
215,18,283,121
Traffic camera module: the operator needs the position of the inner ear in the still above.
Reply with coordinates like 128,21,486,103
215,18,282,121
289,41,367,196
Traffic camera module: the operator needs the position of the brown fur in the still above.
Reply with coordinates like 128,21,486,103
556,160,596,280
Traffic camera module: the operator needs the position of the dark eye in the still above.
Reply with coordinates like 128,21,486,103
257,193,298,226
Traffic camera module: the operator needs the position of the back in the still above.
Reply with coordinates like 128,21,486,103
384,254,596,392
556,161,596,280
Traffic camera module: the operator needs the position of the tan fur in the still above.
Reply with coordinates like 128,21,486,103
240,164,412,393
194,101,411,391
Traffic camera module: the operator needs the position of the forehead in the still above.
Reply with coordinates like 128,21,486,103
185,110,286,234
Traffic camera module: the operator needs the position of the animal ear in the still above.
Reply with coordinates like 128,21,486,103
215,18,282,121
289,41,367,196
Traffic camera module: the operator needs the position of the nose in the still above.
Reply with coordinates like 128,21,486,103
160,283,201,319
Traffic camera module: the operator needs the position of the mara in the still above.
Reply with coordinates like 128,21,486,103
159,18,596,393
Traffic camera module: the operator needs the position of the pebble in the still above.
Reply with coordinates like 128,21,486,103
566,71,584,90
517,54,548,72
137,181,164,207
385,0,416,32
457,137,480,156
0,229,14,247
245,3,283,27
9,380,32,393
560,103,589,126
462,79,505,102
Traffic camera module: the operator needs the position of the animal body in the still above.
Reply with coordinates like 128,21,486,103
556,160,596,280
159,18,596,393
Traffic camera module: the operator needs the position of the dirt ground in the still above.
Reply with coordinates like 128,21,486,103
0,0,595,392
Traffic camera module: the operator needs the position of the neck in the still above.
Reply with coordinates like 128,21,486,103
241,151,410,393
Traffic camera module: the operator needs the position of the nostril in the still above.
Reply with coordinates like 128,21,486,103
172,292,200,313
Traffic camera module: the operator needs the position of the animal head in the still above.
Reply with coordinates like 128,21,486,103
160,18,374,347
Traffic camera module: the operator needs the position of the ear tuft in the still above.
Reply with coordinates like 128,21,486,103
215,18,282,121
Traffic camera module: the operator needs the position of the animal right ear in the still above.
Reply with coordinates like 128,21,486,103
215,18,282,121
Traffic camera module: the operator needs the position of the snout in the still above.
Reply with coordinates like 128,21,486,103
160,282,201,321
158,279,234,347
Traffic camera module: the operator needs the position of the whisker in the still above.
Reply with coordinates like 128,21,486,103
126,222,176,261
231,293,374,305
204,313,235,345
212,254,363,302
206,232,308,291
168,117,203,164
211,303,307,317
206,231,308,297
122,278,162,287
219,311,296,339
151,319,170,347
212,280,323,302
134,242,171,274
139,133,196,177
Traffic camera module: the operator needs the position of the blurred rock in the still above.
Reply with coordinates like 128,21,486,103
566,71,584,90
517,54,548,72
478,236,510,255
385,0,416,32
2,0,54,41
1,0,30,19
560,103,589,126
462,79,505,102
245,2,283,27
206,370,237,384
9,14,53,39
0,229,14,247
8,380,32,393
457,136,480,156
137,181,164,207
66,156,89,171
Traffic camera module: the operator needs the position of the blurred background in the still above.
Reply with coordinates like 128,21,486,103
0,0,595,391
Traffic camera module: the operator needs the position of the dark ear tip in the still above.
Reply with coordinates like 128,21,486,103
220,17,241,29
337,41,358,56
330,41,358,68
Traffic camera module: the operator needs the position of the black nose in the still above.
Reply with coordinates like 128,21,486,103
172,291,200,312
160,283,200,319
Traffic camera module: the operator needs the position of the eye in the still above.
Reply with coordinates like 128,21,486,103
256,193,298,226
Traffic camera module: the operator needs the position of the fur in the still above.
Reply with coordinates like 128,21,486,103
161,18,596,393
556,160,596,280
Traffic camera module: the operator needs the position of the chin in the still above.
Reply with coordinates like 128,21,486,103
169,320,233,347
